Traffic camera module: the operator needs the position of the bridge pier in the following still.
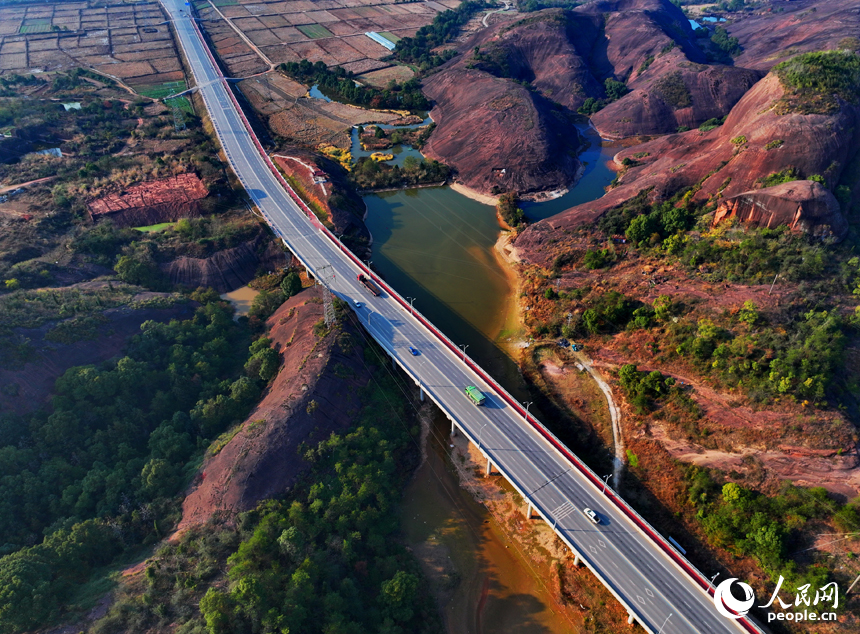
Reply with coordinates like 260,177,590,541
627,613,635,625
573,553,580,566
450,418,456,436
526,502,533,519
419,385,425,402
486,457,493,477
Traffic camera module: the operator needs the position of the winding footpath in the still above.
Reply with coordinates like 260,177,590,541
574,350,625,487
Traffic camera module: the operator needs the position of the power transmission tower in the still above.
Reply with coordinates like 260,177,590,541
165,89,186,132
317,265,336,326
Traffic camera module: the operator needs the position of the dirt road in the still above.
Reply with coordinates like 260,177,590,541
574,350,625,487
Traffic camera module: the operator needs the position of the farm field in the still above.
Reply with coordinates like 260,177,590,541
356,63,414,88
239,72,403,149
0,0,185,96
135,80,188,99
296,23,334,39
196,0,442,78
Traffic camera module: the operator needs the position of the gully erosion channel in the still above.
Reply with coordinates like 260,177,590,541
359,122,616,633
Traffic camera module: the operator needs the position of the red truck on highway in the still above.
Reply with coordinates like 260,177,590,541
357,274,382,296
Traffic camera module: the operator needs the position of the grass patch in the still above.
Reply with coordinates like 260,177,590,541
283,172,333,228
45,313,110,344
297,23,334,39
655,72,692,109
774,50,860,114
19,24,53,34
165,95,193,114
63,567,118,615
134,80,188,100
208,422,244,457
134,82,193,114
134,222,177,233
0,285,136,333
379,31,401,43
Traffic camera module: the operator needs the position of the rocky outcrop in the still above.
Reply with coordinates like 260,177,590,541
580,0,704,78
421,0,767,192
515,70,860,262
163,231,286,292
728,0,860,71
177,288,371,529
713,181,847,240
88,173,209,227
581,0,764,137
422,68,581,195
591,59,763,138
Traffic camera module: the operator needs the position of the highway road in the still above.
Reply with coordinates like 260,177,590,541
161,2,762,632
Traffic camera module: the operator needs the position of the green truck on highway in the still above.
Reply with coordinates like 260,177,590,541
464,385,485,406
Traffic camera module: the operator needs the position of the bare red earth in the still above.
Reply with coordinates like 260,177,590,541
176,288,374,532
163,231,286,293
87,173,209,227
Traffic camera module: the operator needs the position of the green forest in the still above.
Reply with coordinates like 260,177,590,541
0,295,267,632
82,326,438,634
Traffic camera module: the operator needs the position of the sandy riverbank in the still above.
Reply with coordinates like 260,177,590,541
450,182,499,206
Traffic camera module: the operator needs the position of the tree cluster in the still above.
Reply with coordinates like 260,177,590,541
393,1,490,72
279,61,429,112
197,379,439,634
496,192,524,228
577,78,629,115
707,26,741,63
350,155,450,191
687,469,848,600
617,364,676,413
598,195,696,248
669,307,844,403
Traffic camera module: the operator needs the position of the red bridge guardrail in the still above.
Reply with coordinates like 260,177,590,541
186,16,762,632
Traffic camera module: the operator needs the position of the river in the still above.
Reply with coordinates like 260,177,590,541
363,123,616,632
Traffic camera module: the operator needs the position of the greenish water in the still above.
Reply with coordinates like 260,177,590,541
366,125,615,633
363,186,528,398
363,122,616,396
